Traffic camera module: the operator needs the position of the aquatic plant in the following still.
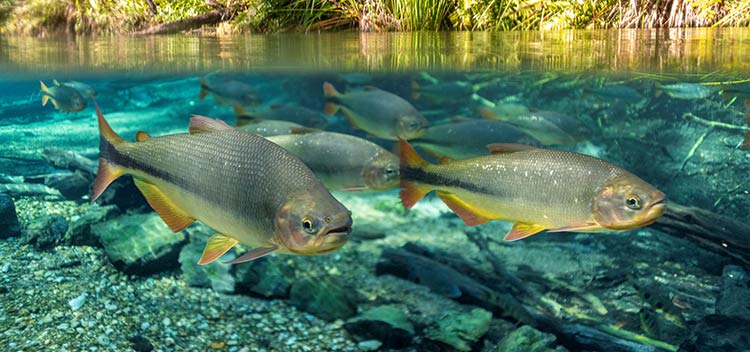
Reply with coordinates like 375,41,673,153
1,0,750,34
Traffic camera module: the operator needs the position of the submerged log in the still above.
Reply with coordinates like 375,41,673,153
42,148,97,176
376,244,675,352
652,203,750,265
0,183,62,198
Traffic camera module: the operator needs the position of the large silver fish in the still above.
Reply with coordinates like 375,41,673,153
91,100,352,265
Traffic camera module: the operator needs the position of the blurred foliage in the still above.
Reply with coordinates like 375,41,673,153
1,0,749,34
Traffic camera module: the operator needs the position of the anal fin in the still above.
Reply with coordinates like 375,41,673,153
436,191,493,226
198,233,239,265
133,178,195,232
504,223,546,241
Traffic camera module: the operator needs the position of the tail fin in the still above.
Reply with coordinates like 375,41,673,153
91,97,126,203
398,138,431,209
411,81,421,100
40,81,51,107
322,82,341,98
233,105,254,126
478,106,499,120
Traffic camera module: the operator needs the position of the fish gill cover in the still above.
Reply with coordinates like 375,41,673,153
0,30,750,351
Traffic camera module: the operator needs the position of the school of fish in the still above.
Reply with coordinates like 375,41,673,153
37,72,705,265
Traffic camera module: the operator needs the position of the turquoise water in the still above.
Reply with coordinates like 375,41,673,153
1,30,750,351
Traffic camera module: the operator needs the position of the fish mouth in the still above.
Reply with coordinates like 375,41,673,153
324,225,352,238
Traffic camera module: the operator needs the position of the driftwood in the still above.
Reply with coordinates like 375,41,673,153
42,148,97,176
134,2,244,35
0,183,61,198
652,203,750,265
377,244,676,352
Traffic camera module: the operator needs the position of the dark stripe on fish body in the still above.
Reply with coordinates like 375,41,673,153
402,166,500,196
101,138,186,188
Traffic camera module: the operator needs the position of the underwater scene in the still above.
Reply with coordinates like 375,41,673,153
1,30,750,352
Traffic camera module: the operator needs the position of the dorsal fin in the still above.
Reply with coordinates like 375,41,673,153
486,143,537,154
189,115,233,134
290,127,322,135
135,131,151,142
53,79,62,86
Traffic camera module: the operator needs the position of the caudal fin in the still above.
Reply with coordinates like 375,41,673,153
40,81,52,107
398,138,431,209
91,97,127,203
199,77,209,100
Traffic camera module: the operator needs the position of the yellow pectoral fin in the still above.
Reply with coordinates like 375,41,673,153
198,234,239,265
133,178,195,232
504,223,546,241
436,192,493,226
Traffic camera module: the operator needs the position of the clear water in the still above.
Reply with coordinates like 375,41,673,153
1,29,749,351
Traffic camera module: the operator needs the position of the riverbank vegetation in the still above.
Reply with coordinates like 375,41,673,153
1,0,749,35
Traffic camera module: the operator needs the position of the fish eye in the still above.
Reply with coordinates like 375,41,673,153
626,195,642,210
302,217,315,233
385,166,396,175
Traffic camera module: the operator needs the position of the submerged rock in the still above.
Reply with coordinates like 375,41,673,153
424,307,492,352
44,171,91,201
235,256,295,298
64,205,120,246
25,214,68,250
678,314,750,352
495,325,567,352
289,276,357,321
0,193,20,239
179,240,235,293
344,305,414,349
716,265,750,318
93,213,187,275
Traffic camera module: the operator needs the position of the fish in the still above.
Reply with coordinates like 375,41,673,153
236,104,328,129
40,80,86,112
90,99,352,265
411,80,474,102
54,79,96,97
479,106,589,145
323,82,428,140
398,139,666,241
583,85,643,103
654,82,718,100
199,73,261,109
235,118,307,137
267,130,399,191
410,119,539,159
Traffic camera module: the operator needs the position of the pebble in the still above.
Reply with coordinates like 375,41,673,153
357,340,383,351
69,293,87,310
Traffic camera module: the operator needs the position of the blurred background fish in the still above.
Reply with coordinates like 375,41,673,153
199,72,262,110
323,82,428,140
267,130,399,192
236,104,328,129
410,119,539,159
479,106,590,145
40,80,86,112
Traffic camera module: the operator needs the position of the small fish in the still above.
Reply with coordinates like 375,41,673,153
398,139,665,241
654,82,717,100
479,107,589,145
632,282,688,329
236,104,328,129
40,80,86,112
267,130,399,191
54,79,96,97
411,80,474,102
199,73,261,109
411,119,539,159
91,99,351,265
639,307,660,339
584,85,643,103
323,82,428,140
236,119,306,137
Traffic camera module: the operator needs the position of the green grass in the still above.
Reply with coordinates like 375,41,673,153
1,0,749,34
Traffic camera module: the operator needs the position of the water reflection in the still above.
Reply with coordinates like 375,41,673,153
2,28,750,76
